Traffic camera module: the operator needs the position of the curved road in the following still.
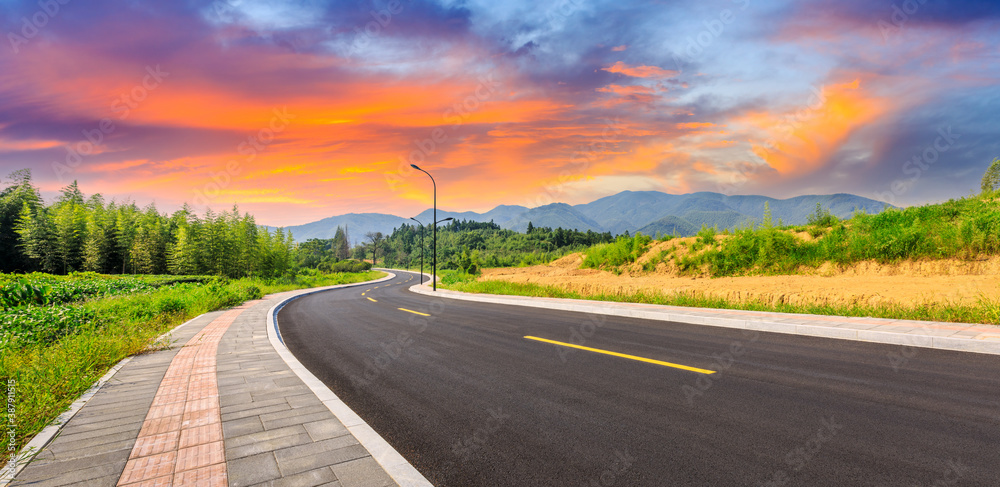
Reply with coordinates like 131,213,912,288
278,271,1000,486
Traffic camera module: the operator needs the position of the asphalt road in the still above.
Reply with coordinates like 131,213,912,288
277,271,1000,486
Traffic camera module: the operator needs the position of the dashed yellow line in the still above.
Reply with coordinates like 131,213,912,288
523,336,716,374
398,308,430,317
367,297,378,303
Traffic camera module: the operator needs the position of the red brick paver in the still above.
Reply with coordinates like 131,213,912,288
118,305,253,486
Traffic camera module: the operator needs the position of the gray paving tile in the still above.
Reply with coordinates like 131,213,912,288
273,435,359,463
229,452,282,487
276,444,370,477
227,431,315,460
303,419,350,441
227,425,310,449
222,397,290,415
224,416,266,438
264,411,339,431
251,466,339,487
223,402,293,422
330,457,396,487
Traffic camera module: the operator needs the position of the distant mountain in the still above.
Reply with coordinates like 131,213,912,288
412,204,528,227
637,215,698,237
278,191,893,242
504,203,603,233
275,213,409,244
576,191,685,235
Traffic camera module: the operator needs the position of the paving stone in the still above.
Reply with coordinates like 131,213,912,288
222,396,291,415
229,452,282,487
223,402,293,422
273,435,359,463
302,419,350,441
277,444,370,478
226,424,310,449
224,415,266,438
330,457,397,487
227,432,315,461
251,466,339,487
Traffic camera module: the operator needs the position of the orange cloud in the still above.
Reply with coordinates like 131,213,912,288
676,122,717,130
601,61,677,79
737,78,892,176
597,84,654,96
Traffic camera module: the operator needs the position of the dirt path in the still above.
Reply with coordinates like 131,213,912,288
480,248,1000,308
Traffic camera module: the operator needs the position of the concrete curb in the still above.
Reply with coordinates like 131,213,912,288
406,275,1000,356
0,311,212,486
267,272,434,487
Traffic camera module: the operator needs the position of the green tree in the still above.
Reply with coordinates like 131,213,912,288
982,157,1000,193
334,226,351,260
15,203,58,273
0,169,43,272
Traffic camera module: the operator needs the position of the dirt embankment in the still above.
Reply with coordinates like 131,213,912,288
480,237,1000,308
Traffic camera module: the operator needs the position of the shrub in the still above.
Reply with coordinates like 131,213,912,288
242,285,263,301
329,260,372,273
581,234,652,270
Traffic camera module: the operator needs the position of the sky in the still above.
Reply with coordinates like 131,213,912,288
1,0,998,226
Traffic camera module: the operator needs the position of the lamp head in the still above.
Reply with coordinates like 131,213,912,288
410,164,421,170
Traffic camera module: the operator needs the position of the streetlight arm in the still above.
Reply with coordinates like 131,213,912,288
411,164,439,291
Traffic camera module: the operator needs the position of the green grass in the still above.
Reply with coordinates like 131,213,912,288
0,270,383,455
581,234,653,271
442,279,1000,326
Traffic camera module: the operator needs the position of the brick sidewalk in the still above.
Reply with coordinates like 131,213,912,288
11,287,403,487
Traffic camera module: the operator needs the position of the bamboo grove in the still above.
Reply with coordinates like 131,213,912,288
1,170,295,278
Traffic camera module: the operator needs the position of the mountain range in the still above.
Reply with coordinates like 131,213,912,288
276,191,892,243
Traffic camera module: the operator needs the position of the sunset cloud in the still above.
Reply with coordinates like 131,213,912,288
601,61,678,79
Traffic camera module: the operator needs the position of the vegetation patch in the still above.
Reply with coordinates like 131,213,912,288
0,270,382,455
575,194,1000,278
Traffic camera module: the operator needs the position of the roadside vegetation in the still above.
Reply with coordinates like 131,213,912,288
0,270,382,455
441,276,1000,326
576,192,1000,277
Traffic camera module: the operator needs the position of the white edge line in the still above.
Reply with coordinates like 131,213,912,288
406,277,1000,356
1,311,211,486
266,271,433,487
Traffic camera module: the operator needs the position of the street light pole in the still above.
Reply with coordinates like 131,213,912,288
409,217,424,284
411,164,439,290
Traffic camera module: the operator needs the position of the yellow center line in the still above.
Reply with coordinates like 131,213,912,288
365,289,371,292
362,292,366,296
367,297,378,303
523,336,716,374
398,308,430,317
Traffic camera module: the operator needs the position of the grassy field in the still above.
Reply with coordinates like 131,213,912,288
0,270,383,455
441,276,1000,325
